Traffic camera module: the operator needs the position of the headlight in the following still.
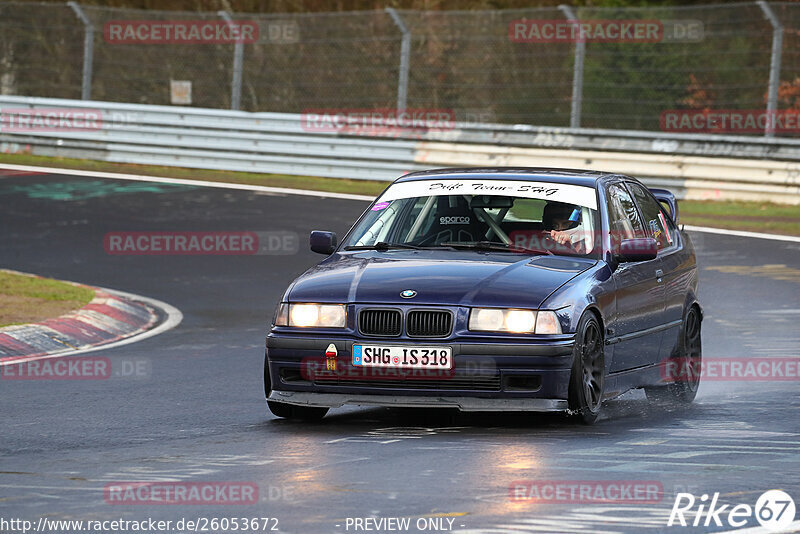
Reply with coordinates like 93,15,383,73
278,303,346,328
469,308,562,334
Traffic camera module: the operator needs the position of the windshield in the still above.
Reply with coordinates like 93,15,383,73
342,179,601,257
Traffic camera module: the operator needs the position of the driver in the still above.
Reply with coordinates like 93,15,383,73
542,202,587,254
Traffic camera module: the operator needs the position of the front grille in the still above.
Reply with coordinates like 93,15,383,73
407,310,452,337
359,309,402,336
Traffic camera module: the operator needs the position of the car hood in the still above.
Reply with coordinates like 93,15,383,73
288,251,595,309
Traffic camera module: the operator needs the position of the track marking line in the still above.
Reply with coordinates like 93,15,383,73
0,163,375,201
683,224,800,243
2,163,798,241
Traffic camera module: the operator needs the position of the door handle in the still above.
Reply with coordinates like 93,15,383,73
655,269,664,282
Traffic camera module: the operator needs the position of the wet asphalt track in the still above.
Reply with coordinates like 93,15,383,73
1,171,799,534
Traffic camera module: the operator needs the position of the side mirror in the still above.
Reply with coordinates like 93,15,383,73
310,230,337,255
618,238,658,262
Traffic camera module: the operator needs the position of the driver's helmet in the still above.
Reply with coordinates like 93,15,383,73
542,202,582,231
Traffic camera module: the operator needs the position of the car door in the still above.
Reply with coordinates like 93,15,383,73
607,182,665,372
627,182,686,360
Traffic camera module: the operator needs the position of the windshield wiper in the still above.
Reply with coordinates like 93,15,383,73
345,242,459,252
441,240,510,251
441,241,552,255
344,241,424,251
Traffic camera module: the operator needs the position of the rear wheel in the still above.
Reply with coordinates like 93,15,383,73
645,306,702,406
264,352,328,420
567,313,605,424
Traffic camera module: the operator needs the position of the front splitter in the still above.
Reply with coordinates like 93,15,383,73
269,390,568,412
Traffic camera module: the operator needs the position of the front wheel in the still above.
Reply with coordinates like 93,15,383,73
567,313,605,424
645,306,702,406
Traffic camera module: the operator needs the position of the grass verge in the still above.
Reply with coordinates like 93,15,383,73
1,153,798,236
0,270,95,327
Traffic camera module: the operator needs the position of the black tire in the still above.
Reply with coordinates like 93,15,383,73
567,313,605,424
267,400,329,421
645,306,702,406
264,352,328,420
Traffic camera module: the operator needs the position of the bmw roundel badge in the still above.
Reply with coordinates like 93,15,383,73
400,289,417,298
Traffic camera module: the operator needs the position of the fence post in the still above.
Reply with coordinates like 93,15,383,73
67,2,94,100
218,11,244,111
386,8,410,112
558,5,584,129
757,0,783,137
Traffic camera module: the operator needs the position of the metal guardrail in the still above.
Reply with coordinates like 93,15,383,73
424,124,800,162
1,96,799,204
415,143,800,204
0,96,424,180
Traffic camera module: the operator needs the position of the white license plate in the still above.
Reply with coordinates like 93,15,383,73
352,345,452,369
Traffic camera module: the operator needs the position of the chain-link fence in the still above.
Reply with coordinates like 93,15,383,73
0,1,797,134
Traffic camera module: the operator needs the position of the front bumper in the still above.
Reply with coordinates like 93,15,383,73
268,390,568,412
266,332,575,406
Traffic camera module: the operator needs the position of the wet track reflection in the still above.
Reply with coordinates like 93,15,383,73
1,173,798,533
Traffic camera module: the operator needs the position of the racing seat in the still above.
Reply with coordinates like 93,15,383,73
418,196,488,245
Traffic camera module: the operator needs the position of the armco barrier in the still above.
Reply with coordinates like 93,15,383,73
414,143,800,204
1,96,799,204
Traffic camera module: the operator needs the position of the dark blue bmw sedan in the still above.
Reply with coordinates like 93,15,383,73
265,168,702,423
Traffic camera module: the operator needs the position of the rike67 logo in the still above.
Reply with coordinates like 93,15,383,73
668,490,796,531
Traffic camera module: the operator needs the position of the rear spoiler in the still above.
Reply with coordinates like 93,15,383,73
649,188,679,225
